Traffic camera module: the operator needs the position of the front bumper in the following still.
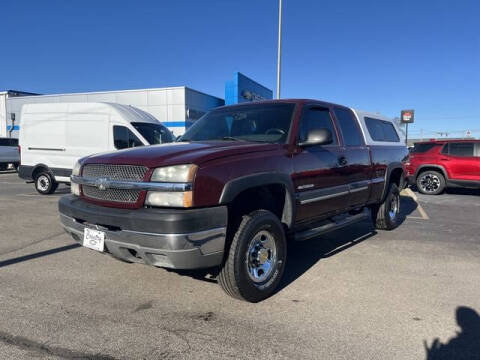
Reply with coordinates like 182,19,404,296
58,195,227,269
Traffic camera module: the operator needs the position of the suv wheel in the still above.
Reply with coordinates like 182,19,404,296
372,182,400,230
416,170,445,195
218,210,287,302
34,171,58,195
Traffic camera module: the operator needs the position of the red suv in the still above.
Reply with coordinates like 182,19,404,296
405,139,480,195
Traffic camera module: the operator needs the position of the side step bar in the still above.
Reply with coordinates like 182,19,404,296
294,208,370,242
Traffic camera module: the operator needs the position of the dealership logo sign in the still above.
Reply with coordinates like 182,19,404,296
241,90,265,102
401,110,415,124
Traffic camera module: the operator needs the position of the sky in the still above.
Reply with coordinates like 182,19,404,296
1,0,479,138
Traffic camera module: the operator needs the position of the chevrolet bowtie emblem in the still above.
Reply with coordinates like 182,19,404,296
95,177,110,191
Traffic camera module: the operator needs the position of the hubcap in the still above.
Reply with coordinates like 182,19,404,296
388,193,399,221
420,174,440,193
37,175,49,191
246,230,277,283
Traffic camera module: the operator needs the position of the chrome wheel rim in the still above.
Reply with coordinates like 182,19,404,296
37,175,50,192
420,174,440,193
389,193,399,221
246,230,277,283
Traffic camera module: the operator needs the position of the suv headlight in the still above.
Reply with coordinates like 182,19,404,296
71,161,82,196
146,164,197,207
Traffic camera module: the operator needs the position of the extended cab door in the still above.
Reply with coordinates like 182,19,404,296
292,105,349,224
332,107,371,207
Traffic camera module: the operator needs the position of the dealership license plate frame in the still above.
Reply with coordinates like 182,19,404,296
83,227,105,252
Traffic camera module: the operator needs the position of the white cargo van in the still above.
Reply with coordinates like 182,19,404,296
18,102,174,194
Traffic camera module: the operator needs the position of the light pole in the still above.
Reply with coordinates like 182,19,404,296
276,0,283,99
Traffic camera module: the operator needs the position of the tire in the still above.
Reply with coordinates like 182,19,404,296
372,182,400,230
416,170,445,195
218,210,287,302
34,171,57,195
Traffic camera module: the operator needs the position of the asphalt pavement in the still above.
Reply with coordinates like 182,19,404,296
0,171,479,359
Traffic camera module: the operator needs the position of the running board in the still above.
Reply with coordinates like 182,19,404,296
294,208,370,242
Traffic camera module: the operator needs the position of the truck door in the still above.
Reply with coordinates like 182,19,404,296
332,107,371,208
292,105,349,224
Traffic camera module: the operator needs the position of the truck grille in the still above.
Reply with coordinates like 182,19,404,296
81,164,148,203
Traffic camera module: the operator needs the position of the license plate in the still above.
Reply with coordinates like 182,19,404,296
83,228,105,252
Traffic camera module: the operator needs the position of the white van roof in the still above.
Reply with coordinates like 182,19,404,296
21,102,161,125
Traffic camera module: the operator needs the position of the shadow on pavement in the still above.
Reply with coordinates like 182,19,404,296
424,306,480,360
0,244,80,268
277,221,376,293
398,194,419,223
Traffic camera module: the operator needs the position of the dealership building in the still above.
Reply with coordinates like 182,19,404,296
0,72,272,138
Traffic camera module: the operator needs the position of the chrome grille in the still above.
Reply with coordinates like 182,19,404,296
81,164,148,203
82,186,142,203
82,164,148,181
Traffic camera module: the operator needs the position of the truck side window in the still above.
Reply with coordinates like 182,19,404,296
299,108,338,145
365,117,400,142
334,107,364,146
113,126,143,149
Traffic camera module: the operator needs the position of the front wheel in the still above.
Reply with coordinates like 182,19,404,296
218,210,287,302
34,171,58,195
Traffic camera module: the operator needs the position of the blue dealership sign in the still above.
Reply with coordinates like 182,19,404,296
225,72,273,105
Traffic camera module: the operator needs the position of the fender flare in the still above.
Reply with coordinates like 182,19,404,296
219,172,296,228
381,162,404,201
415,164,449,180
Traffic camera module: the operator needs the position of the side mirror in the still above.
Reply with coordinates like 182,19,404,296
298,128,333,147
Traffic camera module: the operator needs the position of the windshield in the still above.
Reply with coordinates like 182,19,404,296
179,103,296,144
131,122,174,145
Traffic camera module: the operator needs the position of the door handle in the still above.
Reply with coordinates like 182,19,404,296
338,156,348,166
440,158,450,161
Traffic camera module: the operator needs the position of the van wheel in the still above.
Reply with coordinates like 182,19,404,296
34,172,57,195
372,182,400,230
218,210,286,302
416,170,445,195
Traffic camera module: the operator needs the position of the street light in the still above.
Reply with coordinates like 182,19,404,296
276,0,283,99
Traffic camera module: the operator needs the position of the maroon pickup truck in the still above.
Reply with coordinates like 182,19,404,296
59,99,408,302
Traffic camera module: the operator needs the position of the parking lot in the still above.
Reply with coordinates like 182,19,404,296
0,171,479,360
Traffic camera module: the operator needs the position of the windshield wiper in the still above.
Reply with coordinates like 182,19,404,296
221,136,245,141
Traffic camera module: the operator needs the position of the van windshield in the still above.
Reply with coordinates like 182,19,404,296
131,122,174,145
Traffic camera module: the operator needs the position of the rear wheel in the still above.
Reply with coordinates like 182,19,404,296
218,210,287,302
416,170,445,195
372,182,400,230
34,171,57,195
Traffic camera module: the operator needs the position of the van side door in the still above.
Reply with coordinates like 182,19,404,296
332,107,371,207
292,105,349,225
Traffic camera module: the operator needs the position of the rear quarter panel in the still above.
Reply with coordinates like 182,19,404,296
369,145,409,202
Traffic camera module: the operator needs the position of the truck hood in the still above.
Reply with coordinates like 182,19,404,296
83,141,281,168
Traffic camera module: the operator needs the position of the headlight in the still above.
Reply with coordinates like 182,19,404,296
150,164,197,183
71,161,82,196
146,164,197,207
72,161,82,176
145,191,192,208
